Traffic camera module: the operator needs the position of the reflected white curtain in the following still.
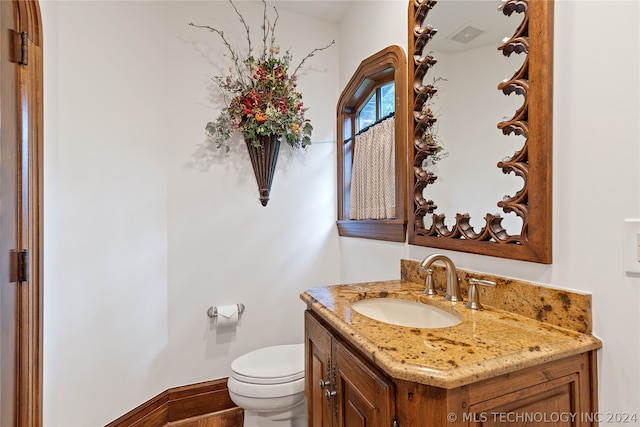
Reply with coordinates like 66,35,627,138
349,117,395,219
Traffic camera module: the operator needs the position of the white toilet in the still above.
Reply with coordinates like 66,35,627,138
228,344,306,427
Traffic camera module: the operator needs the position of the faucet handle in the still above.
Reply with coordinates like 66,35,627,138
423,268,437,295
469,278,496,287
464,278,496,310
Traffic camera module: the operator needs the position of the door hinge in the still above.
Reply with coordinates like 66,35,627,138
17,249,29,282
11,30,28,65
19,31,28,65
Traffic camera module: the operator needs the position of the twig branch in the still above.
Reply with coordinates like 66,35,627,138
292,40,336,76
261,0,268,58
188,23,238,62
269,7,279,52
227,0,252,57
211,77,232,105
189,22,249,86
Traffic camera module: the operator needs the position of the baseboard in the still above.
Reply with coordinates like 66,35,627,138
105,378,238,427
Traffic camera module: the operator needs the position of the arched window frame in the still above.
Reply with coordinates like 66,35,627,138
336,45,408,242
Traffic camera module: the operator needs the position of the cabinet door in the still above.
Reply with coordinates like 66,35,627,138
333,340,395,427
466,353,596,427
468,374,579,427
305,311,334,427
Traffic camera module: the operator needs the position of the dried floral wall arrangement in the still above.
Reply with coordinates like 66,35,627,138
189,0,334,206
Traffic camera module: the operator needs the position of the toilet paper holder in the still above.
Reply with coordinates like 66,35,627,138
207,303,245,319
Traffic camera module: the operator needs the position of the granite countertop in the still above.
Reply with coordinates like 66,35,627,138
301,279,602,389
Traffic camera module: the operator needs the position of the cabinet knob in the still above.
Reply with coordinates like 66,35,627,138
319,379,331,389
325,389,337,400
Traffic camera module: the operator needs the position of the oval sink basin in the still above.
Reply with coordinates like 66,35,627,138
351,298,462,328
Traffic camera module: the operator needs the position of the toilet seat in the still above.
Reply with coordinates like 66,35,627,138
230,344,304,385
228,376,304,399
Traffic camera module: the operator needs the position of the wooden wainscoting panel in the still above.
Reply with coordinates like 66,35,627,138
167,407,243,427
106,379,240,427
112,392,169,427
165,380,235,423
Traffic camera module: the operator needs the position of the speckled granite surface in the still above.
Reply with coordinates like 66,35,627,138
400,259,594,334
301,263,602,389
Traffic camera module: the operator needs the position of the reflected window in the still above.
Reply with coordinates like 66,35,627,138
356,82,394,131
335,45,407,242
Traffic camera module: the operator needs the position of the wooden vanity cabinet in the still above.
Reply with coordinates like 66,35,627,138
305,311,396,427
395,351,597,427
305,310,598,427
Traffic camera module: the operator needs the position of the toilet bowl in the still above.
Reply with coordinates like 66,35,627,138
227,344,306,427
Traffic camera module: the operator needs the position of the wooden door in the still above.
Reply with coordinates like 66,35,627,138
1,1,22,424
305,311,334,427
333,340,395,427
0,0,43,425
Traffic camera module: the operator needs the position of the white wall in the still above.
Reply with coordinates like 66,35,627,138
43,2,171,424
42,1,340,425
339,0,640,423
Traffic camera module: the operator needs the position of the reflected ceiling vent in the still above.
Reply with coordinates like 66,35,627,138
449,24,485,44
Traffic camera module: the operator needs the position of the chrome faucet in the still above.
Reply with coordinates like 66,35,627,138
419,254,463,302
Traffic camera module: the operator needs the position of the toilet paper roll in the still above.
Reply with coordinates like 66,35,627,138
215,304,240,326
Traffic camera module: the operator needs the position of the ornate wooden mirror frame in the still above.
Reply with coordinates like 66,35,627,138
408,0,553,263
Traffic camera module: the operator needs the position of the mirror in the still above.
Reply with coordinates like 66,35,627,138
419,1,525,236
408,0,553,263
